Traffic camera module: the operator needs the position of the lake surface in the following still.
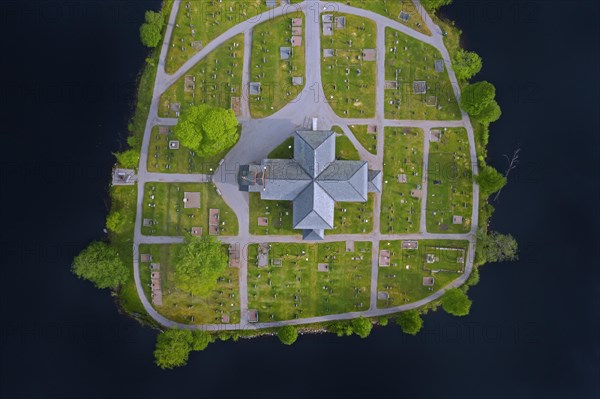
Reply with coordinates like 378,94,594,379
0,1,598,398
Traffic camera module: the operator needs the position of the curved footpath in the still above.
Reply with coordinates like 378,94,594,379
131,0,480,331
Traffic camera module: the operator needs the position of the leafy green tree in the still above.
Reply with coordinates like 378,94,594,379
277,326,299,345
453,49,483,81
106,210,126,233
351,317,373,339
72,242,129,289
378,317,389,327
478,231,519,263
140,23,161,48
477,100,502,124
465,266,480,287
476,165,507,195
396,310,423,335
174,105,240,156
191,331,214,351
126,135,140,149
144,11,164,28
154,329,193,369
328,321,354,337
139,11,164,48
460,81,496,116
421,0,453,11
175,235,227,296
114,150,140,169
441,288,472,316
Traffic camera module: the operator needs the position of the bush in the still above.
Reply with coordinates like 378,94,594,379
277,326,298,345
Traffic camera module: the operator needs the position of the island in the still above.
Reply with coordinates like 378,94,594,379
72,0,518,369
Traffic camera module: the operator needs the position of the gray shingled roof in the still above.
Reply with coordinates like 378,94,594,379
240,130,382,239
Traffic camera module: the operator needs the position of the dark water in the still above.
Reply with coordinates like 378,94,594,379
0,1,598,398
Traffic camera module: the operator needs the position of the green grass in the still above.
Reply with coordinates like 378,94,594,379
249,193,296,235
139,244,240,324
341,0,431,36
249,15,306,118
426,128,472,233
165,0,266,73
248,242,372,320
330,194,374,234
147,126,232,173
348,124,377,154
321,14,377,118
141,183,238,236
380,127,423,234
377,239,468,308
160,35,244,117
384,27,461,120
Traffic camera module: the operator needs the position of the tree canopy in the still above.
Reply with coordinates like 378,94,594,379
453,49,483,81
106,210,126,233
173,105,240,156
420,0,453,11
154,329,193,369
277,325,299,345
72,241,129,289
351,317,373,338
396,310,423,335
191,331,214,351
328,321,354,337
476,165,507,195
460,81,496,115
175,235,228,296
114,150,140,169
477,231,519,264
140,11,164,48
441,288,472,316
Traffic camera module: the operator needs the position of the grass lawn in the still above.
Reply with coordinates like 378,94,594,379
139,244,240,324
165,0,267,73
426,128,472,233
342,0,431,36
330,194,374,234
348,124,377,154
377,239,468,308
380,127,423,234
147,126,232,174
249,192,296,236
160,35,244,118
321,14,377,118
384,27,461,120
249,15,306,118
248,241,372,321
141,183,238,236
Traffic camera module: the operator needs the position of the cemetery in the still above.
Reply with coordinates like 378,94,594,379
376,239,469,308
141,183,238,237
426,127,473,233
381,127,424,233
247,241,372,321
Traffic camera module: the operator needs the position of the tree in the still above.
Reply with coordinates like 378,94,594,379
140,23,162,48
465,266,480,287
351,317,373,339
139,11,164,48
174,105,240,156
154,329,193,369
396,310,423,335
420,0,453,11
72,242,129,289
328,321,353,337
460,81,496,116
175,235,228,296
106,210,126,233
478,231,519,263
114,150,140,169
441,288,472,316
477,100,502,124
378,317,389,327
191,331,214,351
476,165,507,195
277,325,299,345
453,49,483,81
